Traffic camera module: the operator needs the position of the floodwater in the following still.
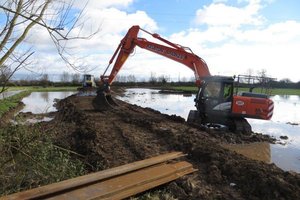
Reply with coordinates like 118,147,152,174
117,88,300,173
21,91,76,114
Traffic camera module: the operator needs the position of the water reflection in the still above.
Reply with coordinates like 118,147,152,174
270,95,300,123
21,91,75,114
40,91,49,102
120,88,195,119
117,88,300,173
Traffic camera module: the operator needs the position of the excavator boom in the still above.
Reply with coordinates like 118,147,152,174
101,25,210,87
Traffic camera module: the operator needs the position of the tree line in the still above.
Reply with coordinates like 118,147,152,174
2,71,300,89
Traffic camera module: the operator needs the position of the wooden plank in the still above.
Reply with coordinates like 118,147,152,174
45,161,196,200
2,152,185,200
106,165,196,200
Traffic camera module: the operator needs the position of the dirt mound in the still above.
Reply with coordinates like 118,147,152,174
47,95,300,199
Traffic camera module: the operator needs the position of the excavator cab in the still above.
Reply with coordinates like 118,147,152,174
196,76,233,114
191,76,234,126
188,75,274,133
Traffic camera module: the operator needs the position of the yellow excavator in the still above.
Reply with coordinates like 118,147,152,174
77,74,97,96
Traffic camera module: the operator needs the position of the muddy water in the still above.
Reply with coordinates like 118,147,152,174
117,88,300,173
222,142,271,163
21,91,76,114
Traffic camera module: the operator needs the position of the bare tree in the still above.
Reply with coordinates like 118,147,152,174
127,75,136,83
0,0,97,93
40,73,49,87
115,75,127,83
149,72,157,84
0,65,12,93
60,71,70,83
245,68,254,84
158,75,168,84
71,73,81,84
257,69,268,84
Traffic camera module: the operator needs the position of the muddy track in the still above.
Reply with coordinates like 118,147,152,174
47,95,300,199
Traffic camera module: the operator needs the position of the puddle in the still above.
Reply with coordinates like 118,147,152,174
16,91,75,124
222,142,271,163
117,88,300,173
11,116,54,125
21,91,76,114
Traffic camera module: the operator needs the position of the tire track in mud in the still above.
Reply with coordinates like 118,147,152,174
83,111,138,168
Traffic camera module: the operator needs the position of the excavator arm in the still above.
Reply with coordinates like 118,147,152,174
101,25,211,87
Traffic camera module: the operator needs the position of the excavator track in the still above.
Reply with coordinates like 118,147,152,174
227,118,252,134
2,152,196,200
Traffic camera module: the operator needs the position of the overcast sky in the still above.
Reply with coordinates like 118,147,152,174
12,0,300,82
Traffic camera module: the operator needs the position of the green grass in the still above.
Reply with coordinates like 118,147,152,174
170,86,198,93
0,123,85,195
270,88,300,95
170,86,300,96
0,91,31,118
7,86,78,92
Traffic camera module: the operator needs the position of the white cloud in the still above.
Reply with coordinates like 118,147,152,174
194,0,265,28
167,1,300,82
21,0,157,75
72,0,134,9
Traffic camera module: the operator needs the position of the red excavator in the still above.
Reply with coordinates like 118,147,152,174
98,25,274,133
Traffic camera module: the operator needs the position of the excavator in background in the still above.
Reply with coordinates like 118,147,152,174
77,74,97,96
82,74,96,87
97,25,274,133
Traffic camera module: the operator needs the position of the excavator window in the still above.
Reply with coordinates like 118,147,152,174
223,83,233,101
203,82,221,98
86,75,91,81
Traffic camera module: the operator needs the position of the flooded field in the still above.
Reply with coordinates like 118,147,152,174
117,88,300,173
21,91,76,114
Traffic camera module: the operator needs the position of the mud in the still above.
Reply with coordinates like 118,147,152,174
0,102,25,127
42,94,300,199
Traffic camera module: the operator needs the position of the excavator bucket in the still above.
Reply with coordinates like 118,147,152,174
92,90,118,111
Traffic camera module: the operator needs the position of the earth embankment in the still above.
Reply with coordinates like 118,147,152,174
45,95,300,199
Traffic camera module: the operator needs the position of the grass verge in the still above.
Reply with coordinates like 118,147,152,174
7,86,78,92
0,91,31,118
0,123,86,196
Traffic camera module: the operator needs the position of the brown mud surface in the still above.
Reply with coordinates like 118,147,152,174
0,102,25,127
42,95,300,200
